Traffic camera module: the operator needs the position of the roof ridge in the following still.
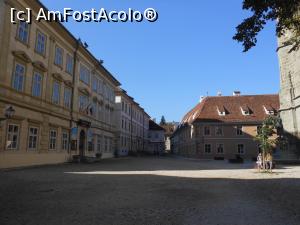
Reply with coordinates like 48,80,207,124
180,94,279,124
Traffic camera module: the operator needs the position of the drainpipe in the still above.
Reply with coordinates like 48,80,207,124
68,39,80,155
142,114,145,153
130,103,133,153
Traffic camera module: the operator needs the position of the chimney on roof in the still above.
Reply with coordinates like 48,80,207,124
233,91,241,96
199,96,205,103
217,91,222,96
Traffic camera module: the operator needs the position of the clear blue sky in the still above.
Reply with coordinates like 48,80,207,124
41,0,280,122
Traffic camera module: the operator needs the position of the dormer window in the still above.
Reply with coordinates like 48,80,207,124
240,105,251,116
263,105,276,115
217,106,227,116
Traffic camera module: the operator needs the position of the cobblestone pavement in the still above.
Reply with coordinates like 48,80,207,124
1,157,300,225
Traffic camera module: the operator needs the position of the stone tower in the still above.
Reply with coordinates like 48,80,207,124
277,30,300,158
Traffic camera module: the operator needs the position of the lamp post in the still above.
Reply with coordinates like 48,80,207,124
0,106,15,122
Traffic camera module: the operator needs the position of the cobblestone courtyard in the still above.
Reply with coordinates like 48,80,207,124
1,157,300,225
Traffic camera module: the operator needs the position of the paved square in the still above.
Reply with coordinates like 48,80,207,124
1,157,300,225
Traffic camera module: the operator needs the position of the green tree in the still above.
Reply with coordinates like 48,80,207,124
160,116,166,126
233,0,300,52
255,115,286,171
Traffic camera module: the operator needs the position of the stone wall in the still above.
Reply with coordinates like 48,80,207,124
278,30,300,157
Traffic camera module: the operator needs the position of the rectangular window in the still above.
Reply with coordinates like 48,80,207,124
104,136,108,152
92,75,98,92
97,135,102,153
28,127,38,150
12,63,25,92
215,126,223,136
88,135,95,152
204,144,211,154
237,144,245,154
54,46,63,66
62,131,69,151
79,64,90,85
236,125,243,135
17,21,29,44
204,126,210,136
79,94,89,112
35,31,46,55
97,78,102,95
49,129,57,150
103,84,107,99
216,144,224,154
52,81,60,105
32,72,43,97
64,87,72,109
66,54,73,75
6,124,20,150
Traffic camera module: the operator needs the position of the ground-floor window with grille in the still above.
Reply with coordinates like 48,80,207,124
6,124,20,150
216,144,224,154
62,131,69,151
28,127,38,150
49,129,57,150
204,144,211,154
237,144,245,154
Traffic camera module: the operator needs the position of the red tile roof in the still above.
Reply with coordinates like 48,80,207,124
181,94,279,124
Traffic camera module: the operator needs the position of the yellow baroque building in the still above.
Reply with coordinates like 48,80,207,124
0,0,122,168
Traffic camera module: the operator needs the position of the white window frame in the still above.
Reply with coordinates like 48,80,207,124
92,75,98,92
63,87,72,109
204,144,211,154
62,130,69,151
97,78,103,95
79,94,89,112
49,129,57,150
12,63,25,92
32,71,43,97
17,21,29,44
6,124,20,150
66,54,74,75
52,81,60,105
28,127,39,150
54,46,63,67
35,31,46,55
79,64,90,85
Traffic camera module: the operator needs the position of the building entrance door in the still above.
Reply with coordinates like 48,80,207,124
79,130,86,159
